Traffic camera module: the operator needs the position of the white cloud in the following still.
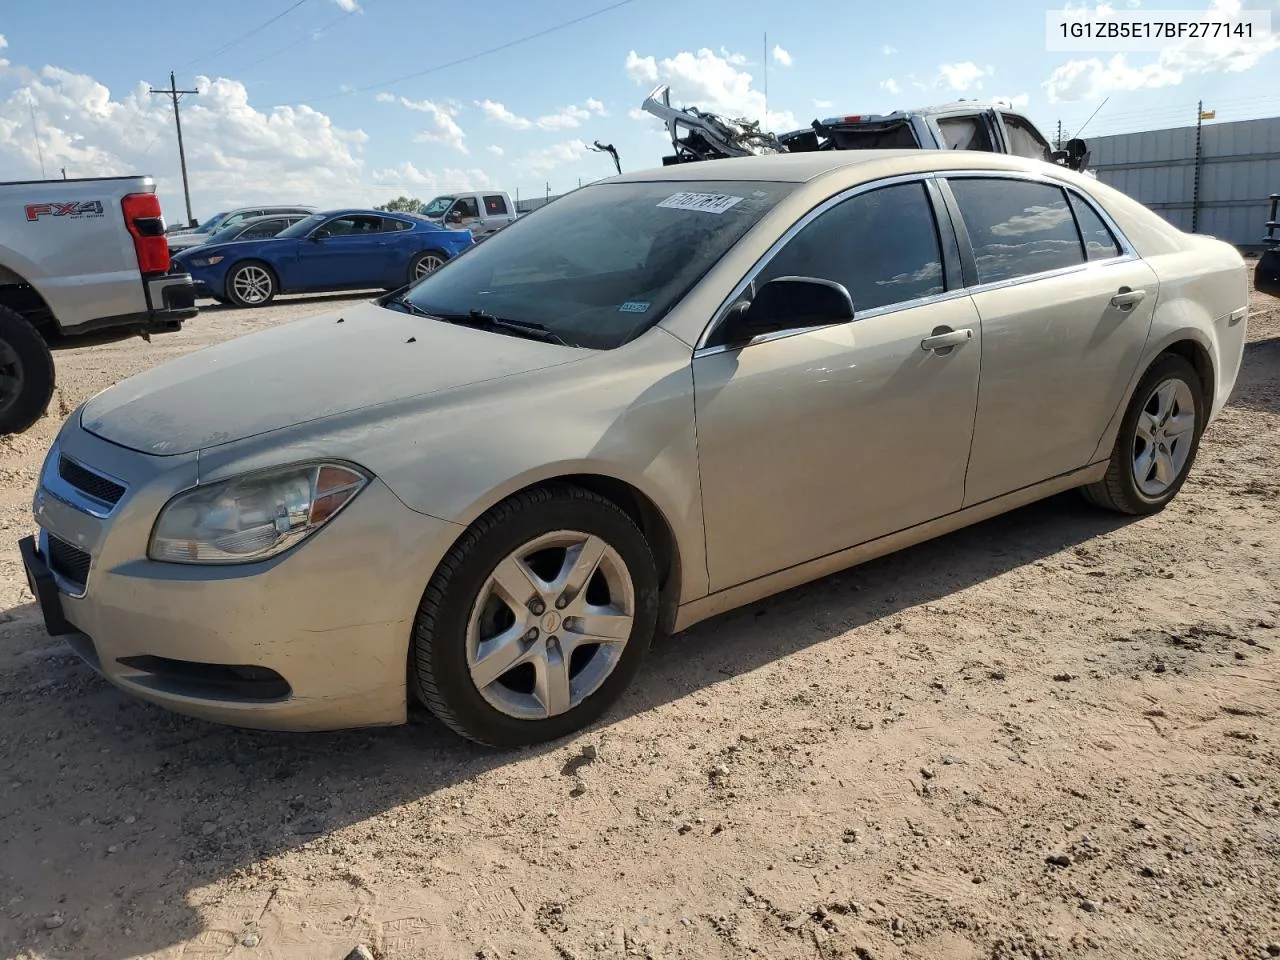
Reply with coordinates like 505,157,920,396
623,47,797,132
879,78,902,95
1044,0,1279,101
0,35,7,49
369,161,493,193
486,144,504,156
584,97,607,115
0,63,372,221
813,98,833,109
772,45,793,67
331,0,361,11
938,61,989,92
382,96,467,154
882,45,897,55
628,106,650,121
719,47,749,66
477,99,532,130
521,138,592,173
536,103,592,130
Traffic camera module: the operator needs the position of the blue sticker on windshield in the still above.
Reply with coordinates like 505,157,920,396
619,300,651,314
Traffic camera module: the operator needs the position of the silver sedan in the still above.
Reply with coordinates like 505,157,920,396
20,150,1248,746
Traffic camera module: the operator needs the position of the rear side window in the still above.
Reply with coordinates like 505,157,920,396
1067,192,1122,261
755,180,945,313
241,219,284,239
484,194,509,216
948,178,1085,284
381,217,413,232
937,115,995,152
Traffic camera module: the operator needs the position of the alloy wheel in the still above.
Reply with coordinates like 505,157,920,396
415,254,445,280
231,265,273,304
1131,377,1196,498
466,530,636,721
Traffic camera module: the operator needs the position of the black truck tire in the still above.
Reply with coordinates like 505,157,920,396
0,304,55,436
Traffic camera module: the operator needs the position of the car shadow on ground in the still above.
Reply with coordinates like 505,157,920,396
0,487,1134,960
1228,335,1280,415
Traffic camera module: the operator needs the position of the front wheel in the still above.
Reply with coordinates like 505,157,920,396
1081,353,1205,515
225,261,277,307
411,484,660,747
409,250,447,284
0,305,55,436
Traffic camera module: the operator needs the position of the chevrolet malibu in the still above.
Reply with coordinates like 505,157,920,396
20,150,1248,747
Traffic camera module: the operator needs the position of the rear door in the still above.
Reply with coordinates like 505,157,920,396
940,173,1160,505
933,111,1000,153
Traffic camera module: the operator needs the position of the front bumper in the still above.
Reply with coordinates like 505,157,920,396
21,424,463,731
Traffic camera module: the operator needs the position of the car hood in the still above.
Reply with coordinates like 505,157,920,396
80,301,585,456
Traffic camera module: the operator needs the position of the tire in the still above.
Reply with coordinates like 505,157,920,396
224,261,277,307
0,305,55,436
1081,353,1205,515
411,483,660,747
408,250,447,284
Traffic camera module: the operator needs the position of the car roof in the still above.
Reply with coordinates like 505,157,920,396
312,208,416,218
607,148,1062,185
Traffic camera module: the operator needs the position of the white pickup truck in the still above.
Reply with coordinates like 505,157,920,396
420,190,518,240
0,175,197,435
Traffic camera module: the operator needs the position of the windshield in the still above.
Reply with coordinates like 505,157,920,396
422,196,455,216
194,211,228,234
400,179,795,350
275,213,328,239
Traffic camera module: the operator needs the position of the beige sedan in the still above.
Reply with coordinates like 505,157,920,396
20,150,1248,746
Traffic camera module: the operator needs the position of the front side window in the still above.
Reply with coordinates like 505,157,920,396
754,180,946,313
948,177,1085,284
450,197,480,220
937,115,995,152
401,179,796,350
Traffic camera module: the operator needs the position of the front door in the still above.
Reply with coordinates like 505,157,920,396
295,214,390,289
942,174,1160,505
693,179,984,592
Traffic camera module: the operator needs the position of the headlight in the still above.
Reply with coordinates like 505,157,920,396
149,462,369,565
190,255,223,267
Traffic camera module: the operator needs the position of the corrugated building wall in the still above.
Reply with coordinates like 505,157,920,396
1088,115,1280,248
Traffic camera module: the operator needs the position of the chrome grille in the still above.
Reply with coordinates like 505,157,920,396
57,456,125,507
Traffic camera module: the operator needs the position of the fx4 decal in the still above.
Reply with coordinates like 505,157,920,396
25,200,105,221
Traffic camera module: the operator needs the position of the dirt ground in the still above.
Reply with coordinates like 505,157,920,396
0,281,1278,960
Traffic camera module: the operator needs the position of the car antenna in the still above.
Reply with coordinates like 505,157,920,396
1070,96,1110,140
589,140,621,175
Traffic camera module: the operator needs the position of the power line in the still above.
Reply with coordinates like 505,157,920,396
274,0,637,107
181,0,312,71
235,3,364,72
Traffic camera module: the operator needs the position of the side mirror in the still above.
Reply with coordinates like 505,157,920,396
310,230,328,242
719,276,855,344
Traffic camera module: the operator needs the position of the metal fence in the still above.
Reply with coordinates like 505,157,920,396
1087,115,1280,249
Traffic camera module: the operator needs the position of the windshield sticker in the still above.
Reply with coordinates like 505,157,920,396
618,300,651,314
656,192,745,215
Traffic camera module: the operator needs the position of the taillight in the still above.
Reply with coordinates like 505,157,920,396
842,115,863,123
121,192,170,275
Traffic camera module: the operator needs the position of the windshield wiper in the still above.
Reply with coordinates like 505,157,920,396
432,308,569,345
384,294,436,319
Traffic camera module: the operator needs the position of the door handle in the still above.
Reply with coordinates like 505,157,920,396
920,328,973,352
1110,287,1147,309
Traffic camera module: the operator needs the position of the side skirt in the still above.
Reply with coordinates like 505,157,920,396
672,461,1109,633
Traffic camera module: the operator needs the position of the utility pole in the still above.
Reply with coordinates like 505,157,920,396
28,99,47,179
763,31,769,128
150,72,199,227
1192,99,1206,233
1056,120,1063,151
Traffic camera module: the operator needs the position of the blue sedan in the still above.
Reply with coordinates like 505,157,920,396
172,208,475,307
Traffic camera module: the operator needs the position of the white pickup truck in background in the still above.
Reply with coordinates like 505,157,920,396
420,190,518,240
0,175,197,435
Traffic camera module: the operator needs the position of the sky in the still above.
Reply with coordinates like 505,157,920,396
1,0,1278,224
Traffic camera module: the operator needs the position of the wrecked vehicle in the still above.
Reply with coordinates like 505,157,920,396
642,84,1091,174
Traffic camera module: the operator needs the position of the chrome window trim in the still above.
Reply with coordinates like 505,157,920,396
691,166,1145,360
693,171,947,355
41,443,129,520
